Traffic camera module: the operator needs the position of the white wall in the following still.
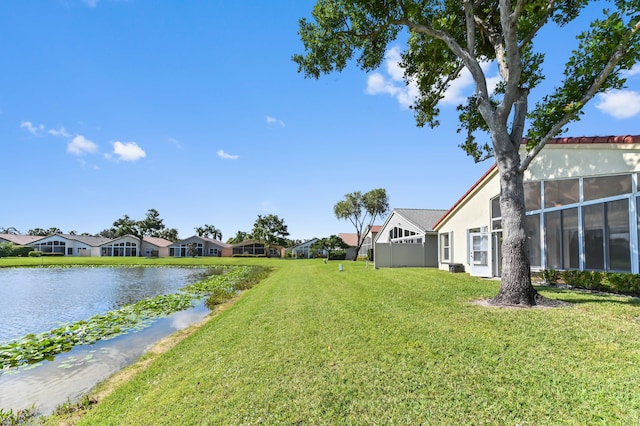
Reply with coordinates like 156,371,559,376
435,168,500,273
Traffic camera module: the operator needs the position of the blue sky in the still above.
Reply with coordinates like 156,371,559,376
1,1,639,241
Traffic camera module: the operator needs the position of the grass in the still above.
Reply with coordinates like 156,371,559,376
22,258,640,424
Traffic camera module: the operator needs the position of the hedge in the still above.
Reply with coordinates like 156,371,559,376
540,269,640,296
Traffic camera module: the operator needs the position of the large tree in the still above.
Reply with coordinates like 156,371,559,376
294,1,639,306
113,209,166,256
251,214,290,257
333,188,389,261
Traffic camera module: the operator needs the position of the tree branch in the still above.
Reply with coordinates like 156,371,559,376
519,1,555,48
463,0,476,56
520,20,640,172
496,0,523,123
398,18,491,104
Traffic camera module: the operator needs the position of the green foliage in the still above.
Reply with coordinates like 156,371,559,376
0,405,38,425
53,395,98,417
194,224,222,240
333,188,389,259
295,1,639,160
251,214,290,249
0,242,12,258
329,250,347,260
11,245,34,257
558,269,640,295
541,268,559,284
311,235,349,259
28,250,43,257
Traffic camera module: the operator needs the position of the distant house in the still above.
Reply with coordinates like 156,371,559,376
29,234,112,256
338,233,358,260
101,235,174,257
288,238,319,259
374,208,448,268
169,235,230,257
231,240,285,258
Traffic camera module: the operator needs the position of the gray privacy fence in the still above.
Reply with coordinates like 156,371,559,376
374,236,438,268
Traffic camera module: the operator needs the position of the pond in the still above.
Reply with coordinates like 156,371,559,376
0,267,212,415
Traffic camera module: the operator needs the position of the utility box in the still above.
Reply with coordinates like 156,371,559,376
448,263,464,273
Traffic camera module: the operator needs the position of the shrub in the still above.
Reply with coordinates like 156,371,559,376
329,250,346,260
28,250,43,257
541,269,559,284
11,245,35,257
0,242,12,258
561,270,581,286
206,287,237,307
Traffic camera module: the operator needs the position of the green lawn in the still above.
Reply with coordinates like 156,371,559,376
32,259,640,425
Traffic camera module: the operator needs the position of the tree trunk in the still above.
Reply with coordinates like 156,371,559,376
489,150,538,306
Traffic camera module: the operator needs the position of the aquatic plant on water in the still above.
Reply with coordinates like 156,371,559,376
0,265,266,371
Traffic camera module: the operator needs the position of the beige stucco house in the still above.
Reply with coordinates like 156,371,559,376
434,135,640,277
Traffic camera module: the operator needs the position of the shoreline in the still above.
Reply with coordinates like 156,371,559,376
46,294,241,425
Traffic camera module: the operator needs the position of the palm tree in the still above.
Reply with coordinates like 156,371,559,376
0,227,20,235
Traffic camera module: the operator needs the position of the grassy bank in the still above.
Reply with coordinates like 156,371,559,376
36,259,640,424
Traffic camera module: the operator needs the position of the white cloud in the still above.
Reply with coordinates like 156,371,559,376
365,45,501,108
67,135,99,155
622,64,640,77
48,127,71,138
217,149,239,160
20,121,44,135
595,90,640,119
266,116,286,127
110,141,146,161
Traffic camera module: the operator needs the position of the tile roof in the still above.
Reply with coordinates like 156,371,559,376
64,234,112,246
339,233,358,247
143,237,174,248
0,234,44,245
524,134,640,145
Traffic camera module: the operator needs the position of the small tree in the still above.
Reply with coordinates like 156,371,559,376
251,214,290,257
334,188,389,260
311,235,350,260
0,242,13,258
186,242,199,257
